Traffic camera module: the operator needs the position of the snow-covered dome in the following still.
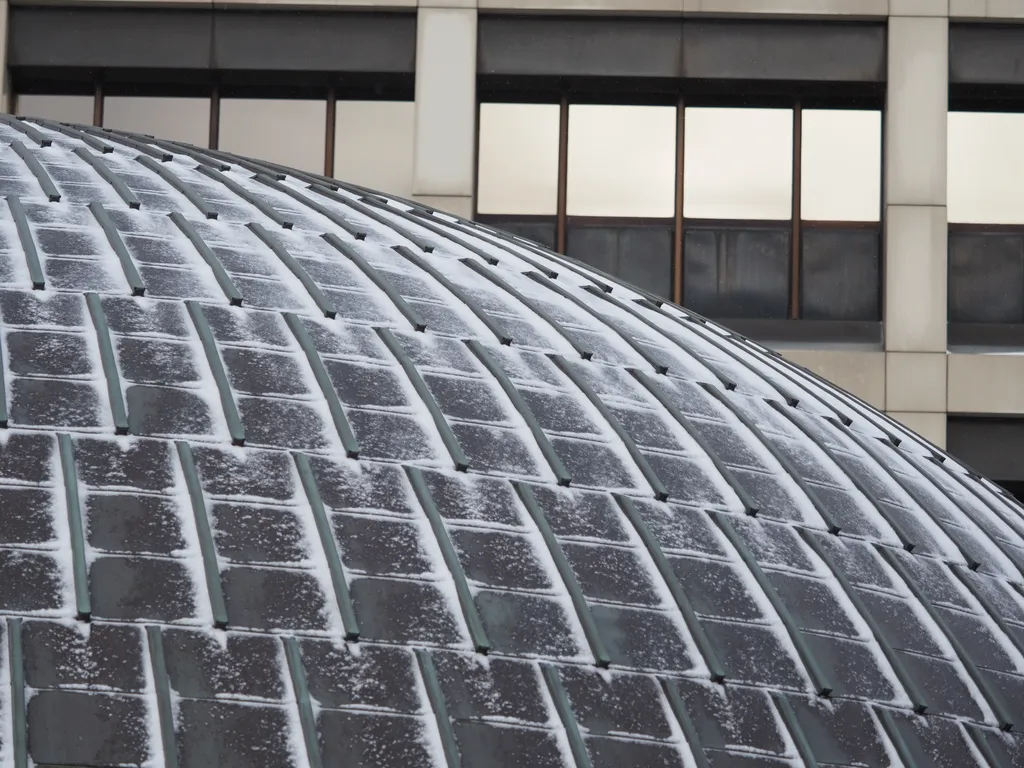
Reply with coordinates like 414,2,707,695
0,116,1021,767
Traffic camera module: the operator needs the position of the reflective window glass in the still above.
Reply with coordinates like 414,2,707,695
684,108,793,221
219,99,326,174
948,112,1024,224
17,95,94,125
104,97,210,148
801,110,881,222
477,103,560,216
334,101,414,198
567,104,676,218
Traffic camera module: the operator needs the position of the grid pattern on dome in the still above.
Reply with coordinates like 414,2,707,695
0,117,1020,767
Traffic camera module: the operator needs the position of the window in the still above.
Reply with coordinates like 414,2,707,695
947,112,1024,343
219,99,326,175
476,103,560,250
334,101,415,199
104,97,210,148
16,95,94,125
801,110,881,222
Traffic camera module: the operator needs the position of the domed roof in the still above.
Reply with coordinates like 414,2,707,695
0,116,1021,768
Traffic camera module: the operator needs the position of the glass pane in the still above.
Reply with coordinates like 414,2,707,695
801,110,881,222
948,232,1024,323
567,105,676,218
948,112,1024,225
567,225,672,299
479,218,557,252
104,97,210,148
17,95,94,125
684,108,793,221
334,101,414,199
800,228,880,320
683,226,790,318
477,104,559,216
219,99,326,175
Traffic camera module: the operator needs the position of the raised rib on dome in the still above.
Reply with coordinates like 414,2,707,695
0,118,1020,767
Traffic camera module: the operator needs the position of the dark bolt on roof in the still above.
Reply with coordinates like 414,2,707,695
0,117,1020,768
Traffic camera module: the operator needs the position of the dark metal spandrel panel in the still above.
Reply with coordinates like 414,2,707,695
948,231,1024,323
683,226,790,319
800,227,880,321
951,23,1024,85
213,10,416,73
567,225,673,300
9,7,213,69
682,20,886,82
478,15,683,77
477,218,557,251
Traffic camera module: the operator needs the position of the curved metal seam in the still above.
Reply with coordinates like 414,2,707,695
145,626,180,768
406,467,490,652
831,417,985,571
282,313,359,458
156,139,230,171
136,155,218,220
7,196,44,289
195,165,294,229
965,724,1011,768
541,663,593,768
253,174,367,241
468,219,614,293
169,212,243,307
528,272,668,374
875,544,1014,731
30,120,113,153
321,233,426,332
309,184,436,253
0,114,51,147
874,707,921,768
513,481,611,668
459,259,592,359
175,440,229,629
583,287,737,391
416,648,463,768
185,301,245,446
6,617,27,768
282,636,326,768
432,215,560,278
699,384,840,533
248,223,337,318
770,692,819,768
710,510,833,696
949,564,1024,659
85,293,129,435
10,141,60,202
660,678,709,768
926,457,1024,545
377,327,469,472
630,370,756,515
635,299,799,407
76,125,173,162
768,399,915,548
614,493,726,681
798,528,928,714
74,148,141,210
57,433,91,620
233,153,339,192
186,146,286,180
465,339,572,486
393,245,512,346
550,354,668,501
89,201,146,295
358,194,500,266
291,452,360,640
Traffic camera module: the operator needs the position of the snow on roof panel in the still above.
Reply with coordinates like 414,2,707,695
0,118,1021,767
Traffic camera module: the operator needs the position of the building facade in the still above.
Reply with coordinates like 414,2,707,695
0,0,1022,490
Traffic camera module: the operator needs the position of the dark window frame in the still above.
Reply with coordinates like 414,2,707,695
474,88,884,343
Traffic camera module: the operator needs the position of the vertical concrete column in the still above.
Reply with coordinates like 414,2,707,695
884,12,949,448
412,4,477,219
